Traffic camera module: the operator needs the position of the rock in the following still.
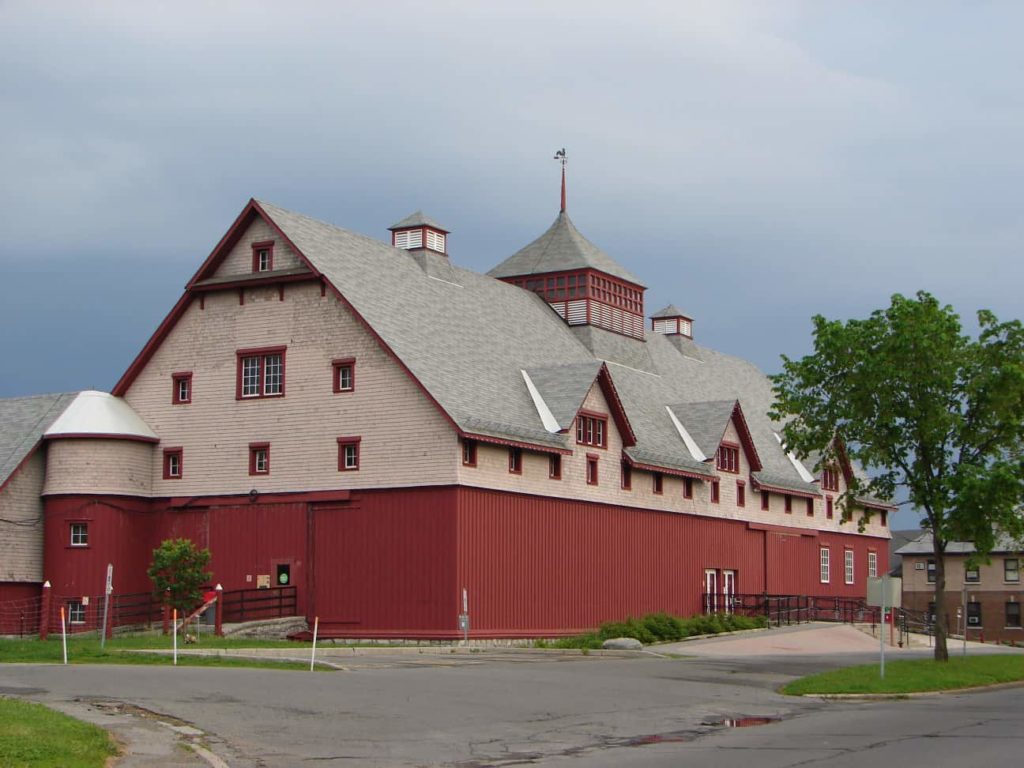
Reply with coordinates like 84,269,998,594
601,637,643,650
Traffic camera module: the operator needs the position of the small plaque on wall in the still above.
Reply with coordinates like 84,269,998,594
256,574,271,589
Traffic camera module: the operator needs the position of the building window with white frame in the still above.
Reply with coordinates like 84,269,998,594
1005,558,1020,583
965,565,980,583
868,551,878,579
820,547,830,583
67,600,86,625
337,437,360,471
844,549,855,584
237,348,285,399
70,522,88,547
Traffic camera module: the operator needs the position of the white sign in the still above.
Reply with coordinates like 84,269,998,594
867,576,902,608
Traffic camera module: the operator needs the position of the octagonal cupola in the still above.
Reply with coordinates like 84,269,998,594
651,304,693,339
389,211,449,256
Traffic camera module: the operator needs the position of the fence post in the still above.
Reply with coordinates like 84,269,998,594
39,581,51,640
215,584,224,637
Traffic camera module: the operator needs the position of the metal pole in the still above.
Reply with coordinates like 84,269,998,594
100,564,113,649
310,616,319,671
880,574,886,679
962,582,968,657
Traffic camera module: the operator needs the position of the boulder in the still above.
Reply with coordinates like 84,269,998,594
601,637,643,650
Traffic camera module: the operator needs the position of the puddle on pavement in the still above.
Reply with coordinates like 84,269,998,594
704,716,780,728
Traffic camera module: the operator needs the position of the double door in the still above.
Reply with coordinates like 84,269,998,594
704,568,737,613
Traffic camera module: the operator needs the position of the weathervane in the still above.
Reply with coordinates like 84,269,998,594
554,147,567,212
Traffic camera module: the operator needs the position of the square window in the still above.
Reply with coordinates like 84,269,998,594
683,477,693,499
508,447,522,474
586,454,599,486
710,479,720,504
252,241,274,272
332,358,355,393
736,481,745,507
462,439,477,467
67,600,85,625
163,448,183,480
820,547,830,583
337,437,360,471
653,472,663,495
70,522,88,547
576,413,607,449
249,443,270,475
1006,602,1021,628
237,348,286,399
760,490,769,511
1005,558,1020,584
549,454,562,480
621,461,632,490
172,372,192,404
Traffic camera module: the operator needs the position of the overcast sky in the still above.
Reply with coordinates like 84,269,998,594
2,1,1022,527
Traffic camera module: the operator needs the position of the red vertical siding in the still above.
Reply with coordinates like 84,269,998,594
0,582,42,635
309,487,458,636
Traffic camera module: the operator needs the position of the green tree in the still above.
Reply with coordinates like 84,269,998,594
147,538,213,616
770,292,1024,661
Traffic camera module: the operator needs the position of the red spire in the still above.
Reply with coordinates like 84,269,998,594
554,147,567,212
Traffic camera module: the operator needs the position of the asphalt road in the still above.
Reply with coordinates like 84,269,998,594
1,625,1022,767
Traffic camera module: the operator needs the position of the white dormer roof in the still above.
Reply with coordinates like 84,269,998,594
44,391,158,442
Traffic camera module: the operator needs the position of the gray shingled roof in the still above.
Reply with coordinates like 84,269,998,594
388,211,448,232
253,200,884,503
651,304,692,319
896,531,1024,556
487,211,645,287
0,393,78,488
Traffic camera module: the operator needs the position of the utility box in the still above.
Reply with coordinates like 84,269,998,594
866,577,902,608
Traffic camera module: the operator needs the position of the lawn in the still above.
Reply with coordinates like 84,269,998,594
0,634,329,671
0,698,117,768
782,654,1024,695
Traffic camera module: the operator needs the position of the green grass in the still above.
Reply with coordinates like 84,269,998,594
783,654,1024,695
0,698,118,767
0,635,330,671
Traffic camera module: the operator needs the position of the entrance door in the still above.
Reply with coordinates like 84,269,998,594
721,570,737,614
704,569,718,614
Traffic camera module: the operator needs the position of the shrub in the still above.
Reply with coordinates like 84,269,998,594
551,611,767,648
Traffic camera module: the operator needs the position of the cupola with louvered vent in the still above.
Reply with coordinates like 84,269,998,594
651,305,693,338
388,211,449,256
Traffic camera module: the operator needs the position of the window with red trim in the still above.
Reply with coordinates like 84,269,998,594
332,358,355,393
822,466,840,492
621,461,632,490
784,494,792,513
462,439,477,467
806,497,814,517
879,510,888,527
337,437,360,471
736,481,745,507
576,413,608,448
252,241,274,273
716,444,740,473
683,477,693,499
237,347,285,399
172,372,192,404
549,454,562,480
508,447,522,474
653,472,663,495
586,454,599,485
826,496,834,519
163,448,183,479
711,479,720,503
761,490,769,511
249,443,270,475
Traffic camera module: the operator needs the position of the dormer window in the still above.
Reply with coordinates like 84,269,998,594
715,444,740,473
650,305,694,339
822,466,840,492
252,241,274,273
388,212,450,256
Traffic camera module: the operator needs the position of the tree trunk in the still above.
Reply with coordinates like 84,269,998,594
932,538,949,662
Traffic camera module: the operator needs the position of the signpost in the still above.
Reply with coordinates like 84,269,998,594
867,576,902,679
458,588,469,645
99,564,113,649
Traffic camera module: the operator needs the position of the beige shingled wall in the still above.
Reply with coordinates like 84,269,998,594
42,439,153,497
123,272,457,496
217,218,305,276
0,450,45,581
459,385,888,538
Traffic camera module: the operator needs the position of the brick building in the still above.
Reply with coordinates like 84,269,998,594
1,188,893,638
898,532,1023,644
